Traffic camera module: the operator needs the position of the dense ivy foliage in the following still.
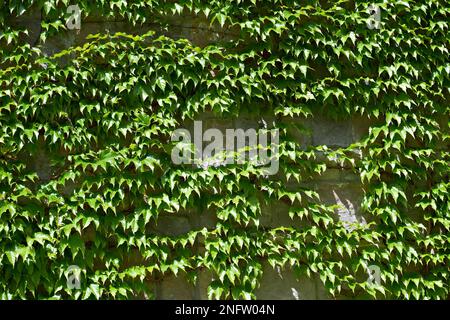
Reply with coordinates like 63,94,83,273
0,0,449,299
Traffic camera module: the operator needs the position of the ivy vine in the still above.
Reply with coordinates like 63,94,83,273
0,0,449,300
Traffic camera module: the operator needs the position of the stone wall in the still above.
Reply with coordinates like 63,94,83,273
8,6,376,300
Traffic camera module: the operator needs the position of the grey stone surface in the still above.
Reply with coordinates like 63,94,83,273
195,269,216,300
157,273,195,299
352,115,378,142
255,263,317,300
260,200,307,229
189,210,218,230
309,116,353,147
33,148,52,182
9,4,42,46
282,115,373,151
153,214,191,236
315,277,332,300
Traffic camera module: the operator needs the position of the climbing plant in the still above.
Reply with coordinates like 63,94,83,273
0,0,449,300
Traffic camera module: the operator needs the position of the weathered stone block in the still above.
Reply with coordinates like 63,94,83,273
255,263,316,300
153,214,191,236
157,272,195,300
9,4,41,46
194,269,216,300
309,116,353,147
260,200,307,229
189,210,218,230
351,116,378,142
